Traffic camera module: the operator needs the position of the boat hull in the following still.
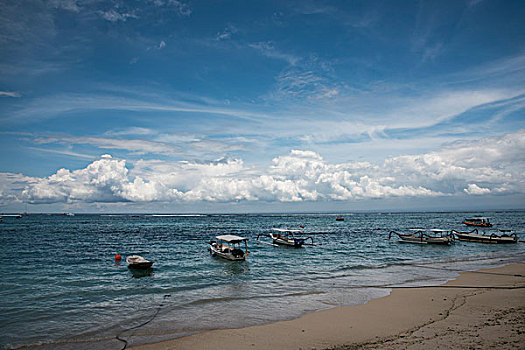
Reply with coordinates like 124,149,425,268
455,233,517,244
209,245,247,261
271,237,304,247
462,222,492,227
389,231,453,245
128,261,154,269
397,236,451,245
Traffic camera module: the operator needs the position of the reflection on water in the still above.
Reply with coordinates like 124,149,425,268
222,261,250,276
129,267,154,278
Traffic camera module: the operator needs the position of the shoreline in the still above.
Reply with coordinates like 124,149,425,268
130,262,525,350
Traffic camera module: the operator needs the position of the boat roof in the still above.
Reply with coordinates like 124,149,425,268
272,228,303,233
216,234,248,242
409,228,450,232
464,217,490,220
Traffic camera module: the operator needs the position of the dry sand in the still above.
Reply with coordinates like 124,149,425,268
131,262,525,350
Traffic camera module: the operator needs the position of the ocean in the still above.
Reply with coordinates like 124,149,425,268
1,211,524,349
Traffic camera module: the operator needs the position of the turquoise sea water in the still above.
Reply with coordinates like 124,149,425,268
1,211,524,349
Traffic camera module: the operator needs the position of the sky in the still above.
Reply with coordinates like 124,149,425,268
0,0,524,213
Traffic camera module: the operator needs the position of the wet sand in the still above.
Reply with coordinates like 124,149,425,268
131,262,525,350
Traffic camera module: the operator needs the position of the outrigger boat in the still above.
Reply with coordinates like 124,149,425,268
209,235,249,261
462,217,492,227
256,228,315,247
388,229,455,245
453,229,518,244
126,255,154,269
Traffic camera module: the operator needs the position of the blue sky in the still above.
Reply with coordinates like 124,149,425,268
1,0,524,213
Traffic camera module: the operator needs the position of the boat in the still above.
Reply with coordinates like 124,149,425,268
388,229,455,245
60,212,75,216
256,228,315,247
126,255,154,269
453,229,518,244
209,235,249,261
336,216,344,221
462,217,492,227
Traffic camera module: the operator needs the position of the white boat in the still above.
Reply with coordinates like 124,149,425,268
209,235,249,261
388,229,454,245
453,229,518,244
126,255,154,269
256,228,315,247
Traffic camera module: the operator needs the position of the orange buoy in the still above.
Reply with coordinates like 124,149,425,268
115,254,122,261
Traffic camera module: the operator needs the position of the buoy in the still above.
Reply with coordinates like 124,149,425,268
115,254,122,261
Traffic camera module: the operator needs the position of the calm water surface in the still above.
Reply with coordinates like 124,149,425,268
1,212,524,349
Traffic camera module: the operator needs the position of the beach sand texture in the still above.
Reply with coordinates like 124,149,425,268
131,262,525,350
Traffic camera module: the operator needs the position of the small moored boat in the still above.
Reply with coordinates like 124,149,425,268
462,217,492,227
256,228,315,247
209,235,249,261
126,255,154,269
453,229,518,244
388,229,455,245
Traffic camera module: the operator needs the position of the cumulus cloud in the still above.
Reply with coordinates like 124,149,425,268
464,184,491,195
11,130,525,205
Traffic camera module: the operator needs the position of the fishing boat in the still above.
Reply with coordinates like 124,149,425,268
388,229,455,245
462,217,492,227
209,235,249,261
453,229,518,244
336,216,344,221
126,255,154,269
256,228,315,247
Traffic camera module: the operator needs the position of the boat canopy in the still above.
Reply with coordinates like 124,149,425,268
272,228,303,233
216,234,248,243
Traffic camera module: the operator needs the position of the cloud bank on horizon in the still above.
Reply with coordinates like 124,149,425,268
1,0,524,211
0,129,523,209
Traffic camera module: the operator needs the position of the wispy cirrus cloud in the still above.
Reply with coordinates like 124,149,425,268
34,135,180,156
216,24,238,41
248,42,300,66
98,9,138,22
105,127,157,137
0,91,20,97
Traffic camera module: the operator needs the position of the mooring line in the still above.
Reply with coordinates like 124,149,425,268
116,294,171,350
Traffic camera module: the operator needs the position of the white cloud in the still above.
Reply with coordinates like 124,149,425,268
48,0,80,12
0,91,21,97
34,135,179,156
249,42,299,65
464,184,491,195
99,9,138,22
106,127,157,136
216,25,238,41
151,0,191,16
10,130,525,205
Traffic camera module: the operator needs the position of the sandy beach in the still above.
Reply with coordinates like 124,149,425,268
131,262,525,350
